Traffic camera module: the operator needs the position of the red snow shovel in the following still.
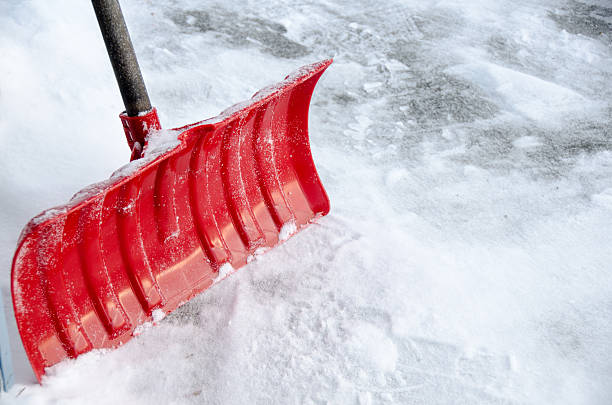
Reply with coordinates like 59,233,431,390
12,0,331,382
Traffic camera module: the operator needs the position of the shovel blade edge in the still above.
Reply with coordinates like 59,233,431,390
12,59,331,381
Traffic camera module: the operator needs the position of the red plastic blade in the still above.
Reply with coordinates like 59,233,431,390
12,59,332,381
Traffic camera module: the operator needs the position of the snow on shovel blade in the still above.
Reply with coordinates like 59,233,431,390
11,59,332,382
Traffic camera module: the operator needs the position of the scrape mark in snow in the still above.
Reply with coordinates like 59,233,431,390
447,61,590,123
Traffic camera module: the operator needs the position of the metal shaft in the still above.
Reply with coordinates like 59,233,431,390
92,0,152,116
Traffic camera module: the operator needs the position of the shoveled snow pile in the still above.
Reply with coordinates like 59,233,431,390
1,0,611,404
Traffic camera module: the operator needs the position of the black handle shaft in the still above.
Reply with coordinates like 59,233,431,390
92,0,151,117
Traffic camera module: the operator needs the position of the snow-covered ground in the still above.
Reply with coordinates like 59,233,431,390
1,0,611,403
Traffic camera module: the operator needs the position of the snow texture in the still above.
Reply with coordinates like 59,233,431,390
1,0,612,403
213,263,237,284
279,220,297,241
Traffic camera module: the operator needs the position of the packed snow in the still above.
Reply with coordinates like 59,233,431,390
279,220,297,241
1,0,611,403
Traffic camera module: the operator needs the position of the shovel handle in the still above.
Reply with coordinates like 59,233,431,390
92,0,152,117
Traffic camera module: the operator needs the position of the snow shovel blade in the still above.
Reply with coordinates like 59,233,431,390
12,59,331,382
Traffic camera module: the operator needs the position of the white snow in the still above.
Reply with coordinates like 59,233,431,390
1,0,612,404
151,309,166,324
512,135,542,149
447,61,591,124
109,128,181,181
278,221,297,242
213,263,236,284
132,310,165,336
132,322,153,337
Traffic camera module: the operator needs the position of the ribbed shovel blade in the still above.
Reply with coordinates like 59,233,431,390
12,60,331,381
